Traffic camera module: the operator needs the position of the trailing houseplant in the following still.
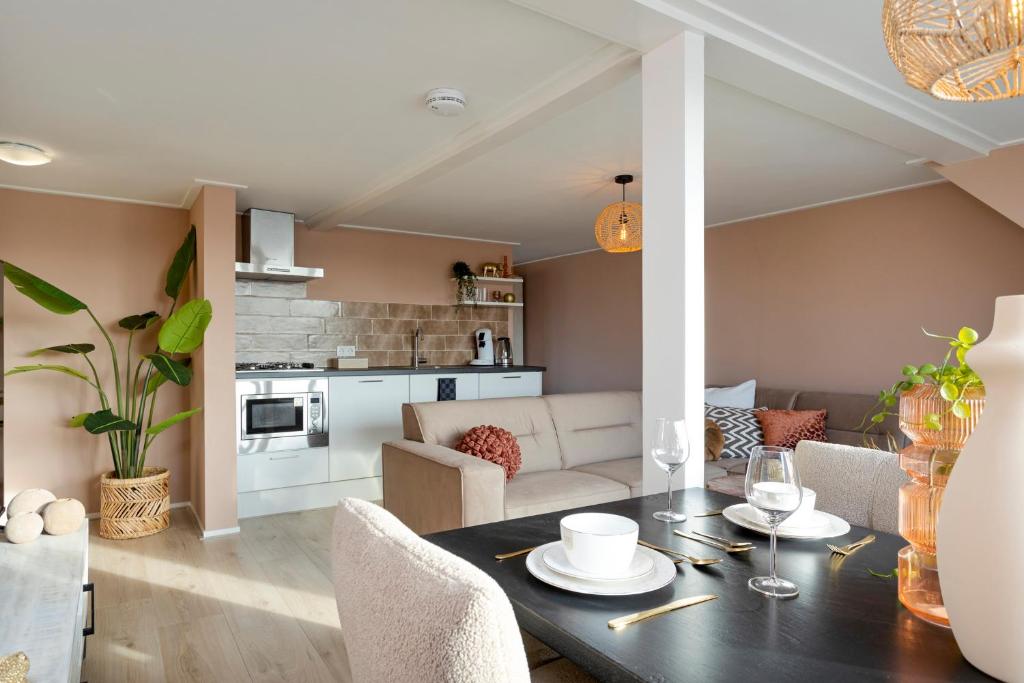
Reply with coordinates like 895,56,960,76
3,226,210,538
452,260,477,304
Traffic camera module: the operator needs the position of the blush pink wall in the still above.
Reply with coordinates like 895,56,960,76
0,189,192,512
522,182,1024,397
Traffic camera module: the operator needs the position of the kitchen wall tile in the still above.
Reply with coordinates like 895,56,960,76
372,318,419,335
235,281,252,296
236,351,290,364
431,305,458,320
419,319,459,336
244,333,309,351
420,336,446,351
290,299,339,317
389,303,431,320
357,334,406,351
492,322,510,338
251,281,308,299
445,335,475,351
236,315,324,334
235,334,257,351
290,351,334,367
325,318,373,335
459,320,498,335
235,296,290,316
355,350,389,366
440,350,473,365
308,334,357,350
343,301,388,318
388,350,415,366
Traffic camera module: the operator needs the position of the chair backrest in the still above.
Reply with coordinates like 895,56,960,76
544,391,642,469
332,498,530,683
793,441,908,534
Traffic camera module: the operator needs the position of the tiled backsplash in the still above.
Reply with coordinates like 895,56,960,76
235,280,511,367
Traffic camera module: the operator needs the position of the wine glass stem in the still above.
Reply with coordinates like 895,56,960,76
665,471,673,512
769,524,778,581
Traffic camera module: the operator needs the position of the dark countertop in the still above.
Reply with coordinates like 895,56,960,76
235,365,546,380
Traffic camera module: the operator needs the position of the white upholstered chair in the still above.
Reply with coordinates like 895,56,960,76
332,498,593,683
794,441,908,534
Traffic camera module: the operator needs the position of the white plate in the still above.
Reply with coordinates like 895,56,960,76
542,542,654,582
526,542,677,596
723,504,851,539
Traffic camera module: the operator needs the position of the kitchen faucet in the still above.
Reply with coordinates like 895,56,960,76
413,327,425,369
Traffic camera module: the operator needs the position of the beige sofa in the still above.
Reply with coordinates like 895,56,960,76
382,391,642,534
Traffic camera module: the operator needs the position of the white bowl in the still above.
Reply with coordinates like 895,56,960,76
559,513,638,577
787,487,817,525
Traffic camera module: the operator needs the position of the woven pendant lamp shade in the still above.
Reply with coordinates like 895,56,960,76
883,0,1024,102
595,174,642,253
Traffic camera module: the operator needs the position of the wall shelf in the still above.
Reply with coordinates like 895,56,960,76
457,300,523,308
451,276,523,284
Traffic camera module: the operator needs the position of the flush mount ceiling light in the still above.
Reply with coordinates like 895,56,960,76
425,87,467,116
883,0,1024,102
0,141,52,166
595,174,642,254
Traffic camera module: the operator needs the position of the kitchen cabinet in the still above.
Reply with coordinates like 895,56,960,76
409,372,480,403
237,447,328,493
478,371,543,399
329,374,410,481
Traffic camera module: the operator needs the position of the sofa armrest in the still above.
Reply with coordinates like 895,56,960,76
382,440,506,534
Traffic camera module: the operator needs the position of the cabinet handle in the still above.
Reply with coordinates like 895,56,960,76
358,379,384,383
269,454,301,461
502,376,522,379
83,582,95,637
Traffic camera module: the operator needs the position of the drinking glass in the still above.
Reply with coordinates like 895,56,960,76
745,445,802,598
651,418,690,523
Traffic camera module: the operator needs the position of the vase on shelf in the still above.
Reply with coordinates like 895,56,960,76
896,384,984,627
938,295,1024,681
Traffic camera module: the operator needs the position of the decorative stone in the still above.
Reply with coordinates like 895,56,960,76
42,498,85,536
4,513,43,544
6,489,56,518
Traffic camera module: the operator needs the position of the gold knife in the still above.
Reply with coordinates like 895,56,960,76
692,530,753,547
675,530,755,553
692,509,724,517
608,594,718,629
494,546,537,561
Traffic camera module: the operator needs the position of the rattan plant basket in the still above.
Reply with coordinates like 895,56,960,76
99,467,170,539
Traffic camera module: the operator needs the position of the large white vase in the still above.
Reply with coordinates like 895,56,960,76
938,295,1024,682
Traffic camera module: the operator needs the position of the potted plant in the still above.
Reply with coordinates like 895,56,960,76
452,261,477,304
4,226,210,539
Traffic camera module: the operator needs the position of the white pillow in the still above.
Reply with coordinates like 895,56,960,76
705,379,756,409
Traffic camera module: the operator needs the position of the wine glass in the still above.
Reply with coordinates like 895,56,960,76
651,418,690,523
745,445,802,598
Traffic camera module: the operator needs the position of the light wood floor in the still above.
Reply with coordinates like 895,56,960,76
84,506,353,682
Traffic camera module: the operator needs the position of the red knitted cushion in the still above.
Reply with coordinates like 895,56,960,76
455,425,522,481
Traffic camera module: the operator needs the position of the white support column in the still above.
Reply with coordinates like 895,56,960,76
641,31,705,496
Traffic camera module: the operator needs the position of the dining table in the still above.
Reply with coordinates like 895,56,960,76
426,488,993,682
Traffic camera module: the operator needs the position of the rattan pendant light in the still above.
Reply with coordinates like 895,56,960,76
883,0,1024,102
595,174,642,253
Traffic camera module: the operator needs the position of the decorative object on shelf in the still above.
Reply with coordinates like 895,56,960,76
480,262,501,278
99,466,170,539
3,226,210,540
6,488,55,518
452,261,477,304
595,174,642,253
502,292,516,304
41,498,85,536
491,290,503,302
4,512,43,544
939,296,1024,681
883,0,1024,102
502,255,512,278
863,326,985,627
455,425,522,481
0,651,29,682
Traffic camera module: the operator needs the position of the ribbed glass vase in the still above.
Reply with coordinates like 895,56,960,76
898,384,985,450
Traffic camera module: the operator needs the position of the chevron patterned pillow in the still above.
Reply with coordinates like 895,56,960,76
704,404,766,459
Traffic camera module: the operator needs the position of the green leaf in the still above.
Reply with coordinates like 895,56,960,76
883,395,897,406
867,568,898,579
68,413,90,428
118,311,160,331
924,413,943,431
3,263,87,315
28,343,95,356
918,363,938,375
952,402,971,419
5,364,93,385
958,327,979,345
145,353,192,386
146,407,202,436
83,410,136,434
158,299,212,355
956,347,968,365
901,365,919,377
940,382,959,401
165,226,197,299
870,414,886,424
907,374,925,385
144,357,191,396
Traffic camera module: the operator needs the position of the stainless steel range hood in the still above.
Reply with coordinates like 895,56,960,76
235,208,324,282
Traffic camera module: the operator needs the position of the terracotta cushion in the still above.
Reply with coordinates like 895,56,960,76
455,425,522,481
756,409,828,449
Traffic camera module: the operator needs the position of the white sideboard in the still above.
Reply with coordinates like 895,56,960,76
237,369,543,517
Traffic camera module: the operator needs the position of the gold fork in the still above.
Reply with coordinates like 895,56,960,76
827,534,876,557
494,546,537,561
638,539,722,566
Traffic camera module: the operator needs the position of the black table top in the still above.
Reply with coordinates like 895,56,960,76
427,489,991,683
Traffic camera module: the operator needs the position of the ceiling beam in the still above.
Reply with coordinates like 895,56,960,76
305,43,639,230
506,0,997,164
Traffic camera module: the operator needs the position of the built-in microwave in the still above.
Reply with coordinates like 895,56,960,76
237,377,328,454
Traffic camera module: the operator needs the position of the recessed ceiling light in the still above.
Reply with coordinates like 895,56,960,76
425,88,467,116
0,142,52,166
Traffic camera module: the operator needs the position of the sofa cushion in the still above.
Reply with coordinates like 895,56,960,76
571,457,642,497
504,470,630,520
704,405,765,459
544,392,641,469
403,398,562,474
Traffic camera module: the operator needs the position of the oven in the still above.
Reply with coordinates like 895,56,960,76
237,377,328,454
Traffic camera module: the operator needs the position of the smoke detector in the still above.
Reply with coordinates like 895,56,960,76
425,88,467,116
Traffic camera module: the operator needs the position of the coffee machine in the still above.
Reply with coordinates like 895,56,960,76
470,328,495,365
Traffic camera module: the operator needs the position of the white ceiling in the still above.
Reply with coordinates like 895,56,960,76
0,0,995,261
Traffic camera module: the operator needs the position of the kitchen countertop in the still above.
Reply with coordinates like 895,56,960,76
235,365,546,380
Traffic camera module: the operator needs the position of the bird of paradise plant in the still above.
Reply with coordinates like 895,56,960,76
3,226,211,478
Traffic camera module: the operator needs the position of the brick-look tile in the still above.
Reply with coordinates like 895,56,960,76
356,351,389,366
250,281,308,299
325,318,373,335
388,350,415,366
308,334,357,350
372,318,420,335
290,351,335,367
241,333,309,351
420,319,459,336
237,315,324,334
357,334,406,351
460,320,501,335
389,303,432,320
492,322,510,338
438,350,473,365
290,299,339,317
419,336,446,351
445,335,474,351
235,334,257,351
236,351,290,364
343,301,388,318
235,281,252,296
431,305,459,320
235,296,290,316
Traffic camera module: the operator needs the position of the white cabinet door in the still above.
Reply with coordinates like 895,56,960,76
409,373,480,403
478,371,543,399
237,447,329,493
329,375,410,481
